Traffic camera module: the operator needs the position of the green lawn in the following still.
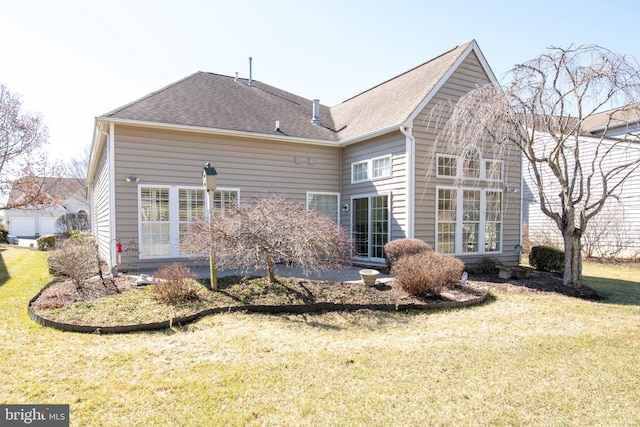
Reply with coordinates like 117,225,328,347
1,244,640,426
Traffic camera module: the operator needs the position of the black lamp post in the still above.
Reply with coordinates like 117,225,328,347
202,163,218,291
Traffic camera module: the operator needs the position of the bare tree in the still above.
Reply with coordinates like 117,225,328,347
431,45,640,288
1,83,62,209
55,211,90,237
182,196,352,283
65,144,90,180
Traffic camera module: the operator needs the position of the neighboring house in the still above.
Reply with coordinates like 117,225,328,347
87,40,523,272
5,178,89,238
523,105,640,258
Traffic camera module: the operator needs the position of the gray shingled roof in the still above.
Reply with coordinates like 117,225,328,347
102,41,475,143
580,103,640,134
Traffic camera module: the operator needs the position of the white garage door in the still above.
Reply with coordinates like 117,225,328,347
9,218,36,237
39,217,59,235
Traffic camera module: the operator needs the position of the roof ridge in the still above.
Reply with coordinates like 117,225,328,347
336,41,471,105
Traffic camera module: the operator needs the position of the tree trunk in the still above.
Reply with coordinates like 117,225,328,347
266,254,276,283
562,229,583,288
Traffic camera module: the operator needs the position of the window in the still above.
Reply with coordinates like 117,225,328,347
139,186,238,259
351,154,392,183
484,159,504,181
437,188,457,254
437,154,457,177
484,191,502,252
436,187,503,254
211,190,237,216
372,155,392,179
140,187,171,257
462,190,480,253
307,192,340,225
435,150,503,182
352,161,368,183
463,148,480,178
178,189,205,256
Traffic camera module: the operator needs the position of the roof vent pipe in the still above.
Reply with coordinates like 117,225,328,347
234,72,239,82
311,99,320,125
248,57,253,86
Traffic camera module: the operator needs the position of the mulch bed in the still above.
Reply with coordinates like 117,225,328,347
31,267,602,313
470,269,603,301
31,274,139,310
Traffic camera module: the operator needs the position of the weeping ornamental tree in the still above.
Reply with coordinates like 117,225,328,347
432,45,640,288
182,196,352,284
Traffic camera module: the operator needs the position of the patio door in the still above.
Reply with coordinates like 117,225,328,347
352,194,389,262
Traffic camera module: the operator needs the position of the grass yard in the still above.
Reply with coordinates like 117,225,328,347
1,244,640,426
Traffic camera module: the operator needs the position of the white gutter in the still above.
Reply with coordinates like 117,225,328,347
338,123,401,147
97,117,341,147
400,124,415,238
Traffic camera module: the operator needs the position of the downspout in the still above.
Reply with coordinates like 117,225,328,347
108,123,117,270
400,124,415,238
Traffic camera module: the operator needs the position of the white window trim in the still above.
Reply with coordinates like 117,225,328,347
435,185,503,255
306,191,341,226
349,191,391,262
351,160,369,183
351,154,393,183
482,159,504,182
436,154,458,178
204,187,241,217
138,184,186,260
435,152,504,182
138,185,240,260
371,154,393,180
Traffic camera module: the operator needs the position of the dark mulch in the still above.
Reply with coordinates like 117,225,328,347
469,269,603,301
31,274,139,310
31,267,603,313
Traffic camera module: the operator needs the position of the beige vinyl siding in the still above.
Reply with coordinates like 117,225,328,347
412,51,522,265
341,131,408,241
112,125,341,270
91,143,112,265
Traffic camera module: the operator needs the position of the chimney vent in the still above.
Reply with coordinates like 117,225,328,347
234,72,239,82
248,57,253,86
311,99,320,125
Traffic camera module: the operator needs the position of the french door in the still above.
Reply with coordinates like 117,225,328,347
352,194,389,262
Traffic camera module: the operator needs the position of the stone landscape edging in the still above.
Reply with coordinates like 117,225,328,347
28,285,489,334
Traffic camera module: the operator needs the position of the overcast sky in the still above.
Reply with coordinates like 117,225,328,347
2,0,639,165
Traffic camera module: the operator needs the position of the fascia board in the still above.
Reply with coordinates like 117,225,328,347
97,117,341,148
337,124,401,147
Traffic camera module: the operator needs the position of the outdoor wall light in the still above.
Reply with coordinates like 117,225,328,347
126,175,140,183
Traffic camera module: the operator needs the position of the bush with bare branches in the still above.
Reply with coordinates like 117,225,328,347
47,238,100,289
151,263,201,304
182,196,352,283
391,252,464,297
384,238,433,269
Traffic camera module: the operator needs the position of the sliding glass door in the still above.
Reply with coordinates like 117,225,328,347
352,195,389,262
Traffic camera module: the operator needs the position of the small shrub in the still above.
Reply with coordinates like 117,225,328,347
47,238,100,289
152,263,201,304
465,257,498,275
37,234,56,251
0,226,8,243
529,245,564,274
392,252,464,297
384,238,433,269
